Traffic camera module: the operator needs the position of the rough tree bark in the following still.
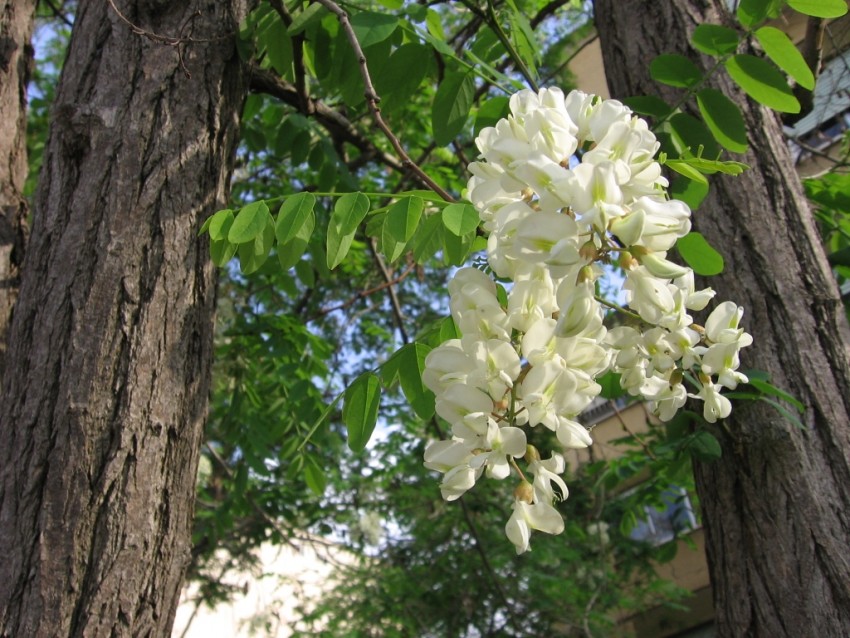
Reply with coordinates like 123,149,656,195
595,1,850,636
0,0,251,635
0,0,36,377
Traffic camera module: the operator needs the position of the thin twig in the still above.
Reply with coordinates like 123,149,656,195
610,400,657,461
367,239,410,345
311,0,455,202
311,260,416,319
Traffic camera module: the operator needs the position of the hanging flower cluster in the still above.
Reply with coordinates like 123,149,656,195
422,88,752,554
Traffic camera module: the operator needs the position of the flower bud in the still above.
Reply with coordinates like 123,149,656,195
514,480,534,503
618,250,638,271
579,240,599,262
639,251,690,279
524,444,541,463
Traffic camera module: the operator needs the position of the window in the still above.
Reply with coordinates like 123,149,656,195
629,486,697,546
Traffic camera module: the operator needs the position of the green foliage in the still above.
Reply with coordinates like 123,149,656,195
725,54,801,113
343,372,382,452
676,232,725,276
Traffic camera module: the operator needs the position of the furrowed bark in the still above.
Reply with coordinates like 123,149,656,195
0,0,36,377
0,0,251,635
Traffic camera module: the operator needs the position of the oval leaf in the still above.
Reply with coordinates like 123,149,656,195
677,231,724,275
755,26,815,90
332,192,371,235
691,24,740,56
787,0,847,18
276,192,317,244
397,343,436,420
206,209,234,241
385,196,424,243
350,11,399,48
650,54,702,88
697,89,748,153
343,372,382,452
441,202,479,236
724,54,800,113
229,201,271,244
736,0,783,27
432,71,475,146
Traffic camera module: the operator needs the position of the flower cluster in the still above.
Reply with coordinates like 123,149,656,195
423,88,752,554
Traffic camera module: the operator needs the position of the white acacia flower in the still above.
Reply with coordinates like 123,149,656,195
696,382,733,423
505,499,565,554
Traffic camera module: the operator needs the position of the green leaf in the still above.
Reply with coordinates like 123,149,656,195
686,430,722,461
205,209,234,240
385,196,424,243
303,455,327,496
676,231,724,275
755,26,815,90
475,96,511,135
412,213,444,264
597,372,625,400
787,0,847,18
438,316,460,342
622,95,673,119
326,226,356,270
828,246,850,268
442,229,475,266
665,159,708,184
374,43,431,114
381,221,406,263
668,112,721,159
432,71,475,146
277,198,316,270
441,202,479,236
737,0,783,27
396,343,436,419
350,11,399,48
343,372,382,452
650,54,702,88
332,192,371,235
724,54,800,113
237,214,276,274
669,176,709,210
276,193,317,244
747,379,805,412
210,238,237,266
761,397,807,430
229,201,271,244
677,157,749,175
287,3,325,35
690,24,740,56
696,89,748,153
263,18,293,77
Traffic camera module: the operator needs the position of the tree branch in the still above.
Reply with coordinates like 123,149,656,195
310,0,455,201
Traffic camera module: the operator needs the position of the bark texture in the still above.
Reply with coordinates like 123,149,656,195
595,1,850,636
0,0,251,635
0,0,35,377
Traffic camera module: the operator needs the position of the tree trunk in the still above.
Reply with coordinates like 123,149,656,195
595,1,850,636
0,0,251,635
0,0,36,377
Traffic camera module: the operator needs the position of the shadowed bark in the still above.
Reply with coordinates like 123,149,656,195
0,0,252,635
595,1,850,636
0,0,36,377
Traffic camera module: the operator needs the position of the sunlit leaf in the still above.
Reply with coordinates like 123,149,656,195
725,54,800,113
677,231,724,275
690,24,740,56
755,26,815,90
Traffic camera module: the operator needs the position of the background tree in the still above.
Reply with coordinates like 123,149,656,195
0,0,252,634
595,0,850,635
0,0,36,375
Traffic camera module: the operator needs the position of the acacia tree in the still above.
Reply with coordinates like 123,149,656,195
595,0,850,635
0,0,252,634
0,0,36,375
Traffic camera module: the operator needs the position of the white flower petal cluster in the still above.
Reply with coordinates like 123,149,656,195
424,88,753,553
